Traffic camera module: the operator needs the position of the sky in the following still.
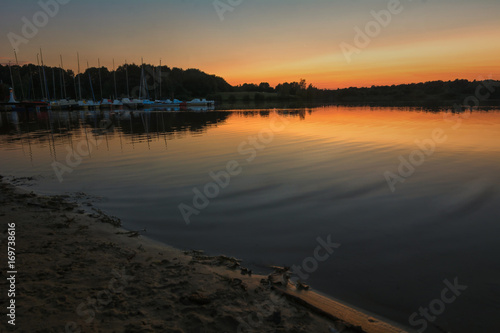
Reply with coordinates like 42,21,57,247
1,0,499,89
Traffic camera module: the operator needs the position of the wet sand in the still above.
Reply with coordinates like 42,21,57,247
0,176,412,333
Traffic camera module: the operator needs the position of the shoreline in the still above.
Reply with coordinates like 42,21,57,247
0,177,413,333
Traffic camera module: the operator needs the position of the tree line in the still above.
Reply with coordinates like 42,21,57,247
1,63,499,104
0,63,232,102
217,79,500,105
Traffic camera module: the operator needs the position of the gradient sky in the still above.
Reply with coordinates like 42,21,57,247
1,0,499,89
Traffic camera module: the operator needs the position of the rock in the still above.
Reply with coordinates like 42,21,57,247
296,280,310,291
227,262,239,270
230,278,243,287
270,266,290,274
268,273,289,286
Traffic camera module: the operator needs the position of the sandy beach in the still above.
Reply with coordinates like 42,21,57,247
0,176,411,333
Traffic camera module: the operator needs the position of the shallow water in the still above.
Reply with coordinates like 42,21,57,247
1,106,499,332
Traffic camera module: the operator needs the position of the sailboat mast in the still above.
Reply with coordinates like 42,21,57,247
40,48,50,101
59,66,63,98
125,60,130,98
113,59,118,100
36,53,45,100
52,68,56,100
139,58,143,100
13,50,25,100
60,55,67,99
29,67,36,100
159,59,162,100
153,62,157,100
87,61,95,102
144,66,149,99
73,74,77,100
141,58,149,99
98,58,103,101
77,52,82,100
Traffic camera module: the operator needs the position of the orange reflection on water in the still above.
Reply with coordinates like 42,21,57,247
222,107,500,154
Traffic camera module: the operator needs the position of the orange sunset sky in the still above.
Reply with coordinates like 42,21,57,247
1,0,499,89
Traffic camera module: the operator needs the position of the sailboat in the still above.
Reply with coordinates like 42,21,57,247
186,98,216,108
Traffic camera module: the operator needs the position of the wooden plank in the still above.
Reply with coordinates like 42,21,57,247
274,284,415,333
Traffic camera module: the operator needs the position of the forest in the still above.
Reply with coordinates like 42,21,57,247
0,63,232,102
1,63,499,105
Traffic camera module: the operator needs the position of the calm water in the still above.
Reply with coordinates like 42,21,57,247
1,106,499,332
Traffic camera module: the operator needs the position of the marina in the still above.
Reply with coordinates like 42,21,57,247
1,53,215,112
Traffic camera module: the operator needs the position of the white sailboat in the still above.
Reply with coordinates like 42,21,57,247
186,98,215,107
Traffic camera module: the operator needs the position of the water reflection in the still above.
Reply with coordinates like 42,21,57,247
0,109,316,141
1,105,492,140
0,108,314,166
1,110,229,139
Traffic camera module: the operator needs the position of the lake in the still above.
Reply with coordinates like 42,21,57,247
1,106,499,332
